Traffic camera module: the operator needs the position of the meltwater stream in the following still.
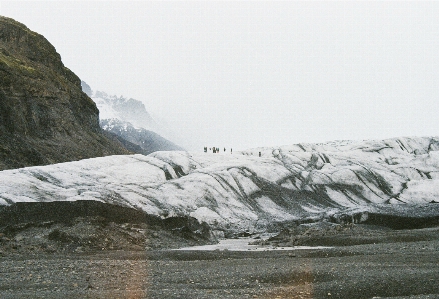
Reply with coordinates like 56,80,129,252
175,238,331,251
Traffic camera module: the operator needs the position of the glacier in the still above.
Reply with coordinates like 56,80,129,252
1,136,439,232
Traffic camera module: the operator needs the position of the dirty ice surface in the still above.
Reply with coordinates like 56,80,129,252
2,136,439,232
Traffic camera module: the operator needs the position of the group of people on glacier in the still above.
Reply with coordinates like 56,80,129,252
204,147,232,154
203,147,262,157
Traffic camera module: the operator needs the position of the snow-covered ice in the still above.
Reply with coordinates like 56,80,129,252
1,136,439,231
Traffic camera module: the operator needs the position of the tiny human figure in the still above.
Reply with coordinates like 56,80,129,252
224,147,226,152
231,148,232,154
259,152,261,157
213,148,216,153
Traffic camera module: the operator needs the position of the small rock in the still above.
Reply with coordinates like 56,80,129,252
45,245,56,253
74,246,84,253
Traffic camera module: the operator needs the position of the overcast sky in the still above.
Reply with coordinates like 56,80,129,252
2,1,439,151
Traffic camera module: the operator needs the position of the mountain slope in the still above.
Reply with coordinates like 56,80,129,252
91,90,158,131
100,119,184,155
82,82,185,153
1,136,439,233
0,17,129,170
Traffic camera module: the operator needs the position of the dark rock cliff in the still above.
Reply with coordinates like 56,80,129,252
0,17,129,170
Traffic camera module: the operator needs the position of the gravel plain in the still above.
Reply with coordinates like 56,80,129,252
1,201,438,299
1,230,439,299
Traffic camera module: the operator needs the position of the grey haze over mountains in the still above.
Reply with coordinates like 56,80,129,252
81,81,184,155
81,80,157,131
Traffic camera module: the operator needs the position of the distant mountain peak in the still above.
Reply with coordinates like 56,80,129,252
100,118,184,154
81,82,185,153
80,80,93,97
86,86,157,130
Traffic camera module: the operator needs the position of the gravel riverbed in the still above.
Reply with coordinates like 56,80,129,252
1,202,438,298
1,234,438,299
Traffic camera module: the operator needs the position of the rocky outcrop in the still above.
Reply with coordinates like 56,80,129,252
0,17,129,170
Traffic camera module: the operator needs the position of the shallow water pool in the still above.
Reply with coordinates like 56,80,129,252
175,238,331,251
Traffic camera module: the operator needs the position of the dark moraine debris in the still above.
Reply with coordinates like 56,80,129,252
360,212,439,230
0,200,162,226
0,200,215,253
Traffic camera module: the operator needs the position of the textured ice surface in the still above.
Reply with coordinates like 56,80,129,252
1,136,439,231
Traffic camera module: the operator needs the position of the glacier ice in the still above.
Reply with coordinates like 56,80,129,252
1,136,439,231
